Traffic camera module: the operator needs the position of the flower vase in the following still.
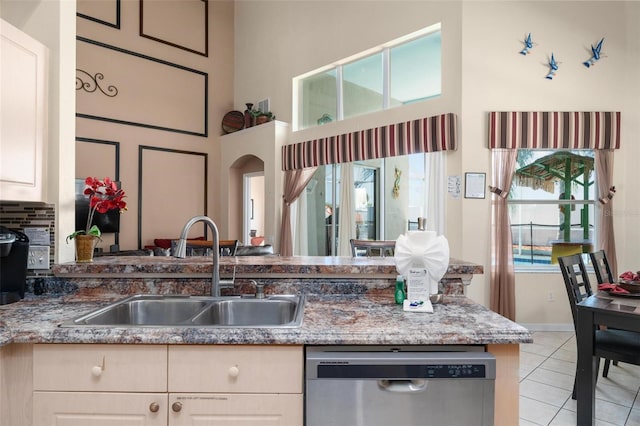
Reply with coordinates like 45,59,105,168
75,235,98,262
244,103,254,128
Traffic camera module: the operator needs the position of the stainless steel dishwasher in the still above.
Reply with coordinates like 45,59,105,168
306,346,495,426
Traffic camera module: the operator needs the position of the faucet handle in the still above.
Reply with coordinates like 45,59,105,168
251,280,265,299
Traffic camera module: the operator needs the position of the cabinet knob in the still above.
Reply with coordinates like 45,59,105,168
149,402,160,413
172,402,183,412
91,365,103,377
91,356,105,377
228,365,240,378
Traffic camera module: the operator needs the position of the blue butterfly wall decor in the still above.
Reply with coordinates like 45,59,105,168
520,33,533,55
583,38,605,68
546,53,559,79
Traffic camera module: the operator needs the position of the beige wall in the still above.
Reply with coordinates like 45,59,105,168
75,0,234,251
233,1,640,327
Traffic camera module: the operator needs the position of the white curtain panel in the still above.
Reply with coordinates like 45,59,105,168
338,163,356,256
292,191,309,256
426,151,446,235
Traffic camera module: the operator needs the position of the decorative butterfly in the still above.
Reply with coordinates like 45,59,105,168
546,53,559,80
520,33,533,55
583,38,605,68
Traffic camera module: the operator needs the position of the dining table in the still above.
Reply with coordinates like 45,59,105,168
576,291,640,425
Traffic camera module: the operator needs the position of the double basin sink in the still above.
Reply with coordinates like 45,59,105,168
62,294,304,328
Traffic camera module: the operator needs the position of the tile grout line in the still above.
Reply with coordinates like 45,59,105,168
519,332,576,426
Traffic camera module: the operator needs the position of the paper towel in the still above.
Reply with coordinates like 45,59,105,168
394,231,450,295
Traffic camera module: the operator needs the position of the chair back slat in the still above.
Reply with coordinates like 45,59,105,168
558,254,593,332
589,250,614,284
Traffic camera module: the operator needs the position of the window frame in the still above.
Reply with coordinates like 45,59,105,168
507,148,598,273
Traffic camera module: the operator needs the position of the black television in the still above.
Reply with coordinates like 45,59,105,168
75,179,121,234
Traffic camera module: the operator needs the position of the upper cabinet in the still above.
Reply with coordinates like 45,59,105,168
0,19,49,202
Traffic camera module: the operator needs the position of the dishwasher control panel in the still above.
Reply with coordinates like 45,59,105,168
316,362,489,379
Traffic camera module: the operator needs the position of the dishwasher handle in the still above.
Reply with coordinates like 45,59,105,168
377,379,428,393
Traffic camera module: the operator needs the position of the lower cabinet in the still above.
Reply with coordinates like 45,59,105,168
33,392,167,425
32,344,303,426
169,393,302,425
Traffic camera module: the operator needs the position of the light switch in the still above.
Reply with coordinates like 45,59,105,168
28,245,50,269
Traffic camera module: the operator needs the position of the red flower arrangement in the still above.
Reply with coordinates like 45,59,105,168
67,177,127,242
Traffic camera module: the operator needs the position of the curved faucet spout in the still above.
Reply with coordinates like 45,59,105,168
174,215,221,297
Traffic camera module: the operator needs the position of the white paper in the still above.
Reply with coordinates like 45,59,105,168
448,175,461,198
406,268,430,302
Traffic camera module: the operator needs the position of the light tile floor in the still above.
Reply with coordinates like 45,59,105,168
520,331,640,425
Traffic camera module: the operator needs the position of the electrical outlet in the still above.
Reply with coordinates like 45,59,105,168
547,291,555,302
28,245,50,270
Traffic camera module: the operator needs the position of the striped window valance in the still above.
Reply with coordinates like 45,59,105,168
488,111,620,150
282,113,457,171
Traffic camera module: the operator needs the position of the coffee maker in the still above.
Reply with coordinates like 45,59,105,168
0,226,29,305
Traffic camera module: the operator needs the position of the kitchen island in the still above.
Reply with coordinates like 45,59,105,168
0,256,530,426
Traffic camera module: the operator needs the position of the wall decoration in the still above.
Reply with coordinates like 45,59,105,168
447,176,461,199
465,173,486,199
138,146,208,249
392,167,401,199
583,38,605,68
76,69,119,97
545,53,559,80
76,37,208,137
140,0,208,57
77,0,121,29
520,33,533,55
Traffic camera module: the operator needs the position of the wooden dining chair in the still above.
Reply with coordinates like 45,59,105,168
589,250,619,374
350,239,396,257
589,250,614,284
558,254,640,399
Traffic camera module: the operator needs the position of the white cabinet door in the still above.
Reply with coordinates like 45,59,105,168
168,393,302,426
0,19,48,202
33,392,167,426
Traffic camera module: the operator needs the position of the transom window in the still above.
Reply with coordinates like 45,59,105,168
293,24,441,130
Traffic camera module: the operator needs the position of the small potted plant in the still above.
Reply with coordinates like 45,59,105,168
254,110,275,125
67,177,126,262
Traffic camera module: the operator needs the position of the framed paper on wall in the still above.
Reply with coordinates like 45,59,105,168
464,172,486,199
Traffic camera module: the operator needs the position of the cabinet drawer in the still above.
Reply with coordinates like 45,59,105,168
168,345,302,393
33,344,167,392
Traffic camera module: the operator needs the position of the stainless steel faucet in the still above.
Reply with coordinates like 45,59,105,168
250,280,265,299
174,215,232,297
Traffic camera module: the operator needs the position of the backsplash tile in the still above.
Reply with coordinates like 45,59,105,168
0,201,55,278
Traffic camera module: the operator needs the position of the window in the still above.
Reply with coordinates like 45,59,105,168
294,24,441,130
343,53,384,120
508,150,596,269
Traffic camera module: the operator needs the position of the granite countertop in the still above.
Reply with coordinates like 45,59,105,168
0,292,531,347
52,256,484,278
